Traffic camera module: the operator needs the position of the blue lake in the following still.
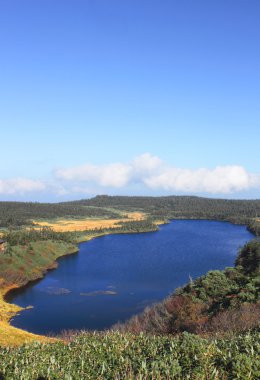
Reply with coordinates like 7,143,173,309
9,220,254,335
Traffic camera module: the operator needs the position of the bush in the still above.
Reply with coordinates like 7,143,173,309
235,240,260,275
0,331,259,379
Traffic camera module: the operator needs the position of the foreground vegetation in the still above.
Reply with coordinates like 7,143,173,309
0,330,259,379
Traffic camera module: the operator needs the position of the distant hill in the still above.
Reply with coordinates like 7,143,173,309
1,195,260,232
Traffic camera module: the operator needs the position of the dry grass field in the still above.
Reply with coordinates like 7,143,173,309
33,212,145,232
0,286,52,346
0,320,50,347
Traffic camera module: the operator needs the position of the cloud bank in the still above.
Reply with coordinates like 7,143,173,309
55,153,259,195
1,153,260,198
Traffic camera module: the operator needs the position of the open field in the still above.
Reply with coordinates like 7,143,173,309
32,212,145,232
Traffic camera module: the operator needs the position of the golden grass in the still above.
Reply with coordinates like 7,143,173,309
33,212,145,232
0,286,22,323
0,284,52,346
0,322,50,347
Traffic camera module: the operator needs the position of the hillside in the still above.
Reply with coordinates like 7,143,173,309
1,196,260,230
0,330,259,379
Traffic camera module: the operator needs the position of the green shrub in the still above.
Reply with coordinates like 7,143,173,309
0,330,259,379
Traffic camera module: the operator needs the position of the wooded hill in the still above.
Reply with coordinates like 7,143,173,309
1,195,260,229
0,201,119,227
82,195,260,223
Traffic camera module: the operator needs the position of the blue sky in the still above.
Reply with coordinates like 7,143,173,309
0,0,259,201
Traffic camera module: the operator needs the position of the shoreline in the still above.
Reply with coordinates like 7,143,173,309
0,222,164,345
4,219,165,305
0,218,255,345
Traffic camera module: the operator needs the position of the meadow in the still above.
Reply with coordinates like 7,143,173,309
32,212,145,232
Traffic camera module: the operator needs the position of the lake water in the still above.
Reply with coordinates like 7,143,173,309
8,220,253,335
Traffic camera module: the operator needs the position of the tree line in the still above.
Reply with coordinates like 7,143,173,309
0,201,119,227
3,227,74,246
1,195,260,228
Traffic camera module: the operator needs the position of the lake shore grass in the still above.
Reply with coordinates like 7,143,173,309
0,286,54,346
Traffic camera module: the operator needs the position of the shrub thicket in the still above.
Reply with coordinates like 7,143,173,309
0,330,259,379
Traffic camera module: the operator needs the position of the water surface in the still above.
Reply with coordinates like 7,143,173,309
9,220,253,334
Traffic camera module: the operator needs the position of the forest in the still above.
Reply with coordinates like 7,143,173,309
0,201,119,227
84,195,260,224
1,195,260,228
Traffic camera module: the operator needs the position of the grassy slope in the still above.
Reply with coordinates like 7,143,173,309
0,241,77,290
0,323,50,347
0,330,259,379
0,240,77,345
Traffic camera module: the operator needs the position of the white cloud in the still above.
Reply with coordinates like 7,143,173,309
249,173,260,188
0,178,46,194
55,153,162,189
132,153,163,174
56,162,132,188
54,154,260,195
144,165,254,194
1,154,260,198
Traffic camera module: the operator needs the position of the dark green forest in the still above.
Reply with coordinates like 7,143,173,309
0,201,119,227
1,195,260,230
84,195,260,225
